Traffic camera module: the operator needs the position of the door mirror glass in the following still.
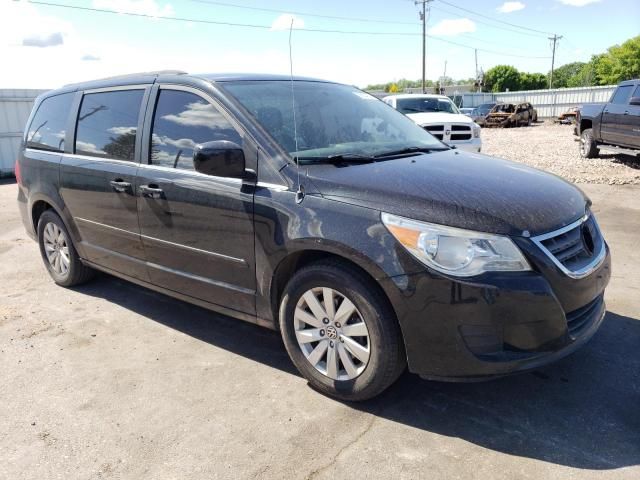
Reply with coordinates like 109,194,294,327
629,97,640,106
193,140,246,178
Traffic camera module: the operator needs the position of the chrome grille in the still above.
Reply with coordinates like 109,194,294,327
532,214,606,279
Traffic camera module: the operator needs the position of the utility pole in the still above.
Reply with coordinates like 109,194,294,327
474,48,478,89
415,0,433,93
548,34,562,89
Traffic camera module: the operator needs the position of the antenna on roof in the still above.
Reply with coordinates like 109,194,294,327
289,17,304,204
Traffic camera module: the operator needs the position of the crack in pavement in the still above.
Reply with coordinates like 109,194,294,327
304,413,377,480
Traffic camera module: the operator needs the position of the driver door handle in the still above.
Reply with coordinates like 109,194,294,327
139,184,163,199
109,179,131,193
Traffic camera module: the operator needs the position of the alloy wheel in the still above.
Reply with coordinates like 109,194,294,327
294,287,370,381
43,222,70,277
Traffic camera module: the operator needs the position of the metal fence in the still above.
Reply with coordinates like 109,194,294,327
370,85,617,118
0,89,47,176
461,85,617,117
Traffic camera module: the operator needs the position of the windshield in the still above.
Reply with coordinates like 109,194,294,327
395,96,459,115
475,103,495,115
222,81,446,160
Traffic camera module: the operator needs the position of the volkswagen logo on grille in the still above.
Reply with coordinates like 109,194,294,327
445,129,451,136
581,222,595,255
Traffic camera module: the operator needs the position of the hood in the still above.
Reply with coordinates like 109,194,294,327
406,112,476,125
305,150,588,237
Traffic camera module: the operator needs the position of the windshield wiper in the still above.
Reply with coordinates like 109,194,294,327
297,153,374,165
373,146,448,158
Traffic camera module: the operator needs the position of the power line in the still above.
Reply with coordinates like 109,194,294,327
429,4,549,38
28,0,551,58
432,35,550,58
188,0,417,25
436,0,555,36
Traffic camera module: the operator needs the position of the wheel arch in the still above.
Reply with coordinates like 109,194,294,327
268,247,400,334
29,193,80,247
580,118,593,134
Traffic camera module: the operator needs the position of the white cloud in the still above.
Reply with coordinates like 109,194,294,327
23,32,64,48
270,14,305,31
81,54,101,61
107,126,136,135
557,0,600,6
92,0,174,17
162,102,226,127
0,1,72,48
429,18,476,36
497,1,525,13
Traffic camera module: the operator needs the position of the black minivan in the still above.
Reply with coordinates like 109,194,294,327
17,71,611,400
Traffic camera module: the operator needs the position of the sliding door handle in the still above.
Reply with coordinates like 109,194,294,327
109,179,131,193
139,184,164,199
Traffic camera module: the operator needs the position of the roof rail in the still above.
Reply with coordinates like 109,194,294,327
64,70,188,87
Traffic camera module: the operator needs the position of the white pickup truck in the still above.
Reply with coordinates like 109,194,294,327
383,94,482,153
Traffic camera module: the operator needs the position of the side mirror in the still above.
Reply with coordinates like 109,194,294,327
193,140,246,178
629,97,640,106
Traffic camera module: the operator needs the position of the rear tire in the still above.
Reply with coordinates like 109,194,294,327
580,128,599,158
37,210,95,287
279,261,406,401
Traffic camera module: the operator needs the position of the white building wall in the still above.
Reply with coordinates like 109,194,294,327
0,89,47,176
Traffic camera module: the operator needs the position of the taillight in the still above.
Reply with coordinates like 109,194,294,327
14,160,22,185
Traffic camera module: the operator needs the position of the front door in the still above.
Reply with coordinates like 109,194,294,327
601,84,633,145
619,85,640,148
136,85,256,315
59,87,149,280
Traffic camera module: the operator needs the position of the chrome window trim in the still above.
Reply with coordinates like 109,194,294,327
82,85,148,94
64,152,138,165
531,213,607,279
256,181,289,191
25,147,63,157
136,162,243,185
76,217,246,265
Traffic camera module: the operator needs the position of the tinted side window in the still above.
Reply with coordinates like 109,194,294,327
75,89,144,161
150,90,241,171
632,85,640,99
610,85,632,105
26,93,74,152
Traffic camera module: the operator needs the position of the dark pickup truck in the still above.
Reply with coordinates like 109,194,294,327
576,79,640,158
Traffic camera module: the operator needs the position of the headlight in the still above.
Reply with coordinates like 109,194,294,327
473,124,481,138
381,213,530,277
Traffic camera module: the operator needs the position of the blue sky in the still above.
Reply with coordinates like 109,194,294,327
1,0,638,88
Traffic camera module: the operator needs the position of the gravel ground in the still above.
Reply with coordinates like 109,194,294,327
481,122,640,185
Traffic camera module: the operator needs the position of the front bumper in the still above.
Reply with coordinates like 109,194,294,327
451,138,482,153
379,242,611,380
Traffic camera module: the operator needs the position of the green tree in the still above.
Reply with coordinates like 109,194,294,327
593,36,640,84
550,62,587,88
519,72,548,90
483,65,521,92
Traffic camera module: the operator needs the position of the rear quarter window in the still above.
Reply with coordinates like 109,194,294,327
26,93,74,152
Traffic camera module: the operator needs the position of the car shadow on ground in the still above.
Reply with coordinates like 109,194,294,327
76,274,640,471
606,153,640,170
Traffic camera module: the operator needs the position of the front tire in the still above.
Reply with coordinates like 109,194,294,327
37,210,95,287
279,261,406,401
580,128,599,158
